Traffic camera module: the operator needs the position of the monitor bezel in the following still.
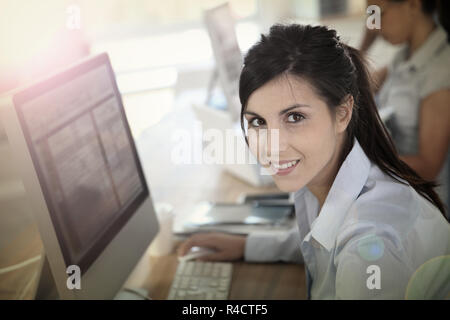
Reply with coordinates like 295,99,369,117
12,53,150,274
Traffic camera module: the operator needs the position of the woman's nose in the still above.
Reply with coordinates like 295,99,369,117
259,127,289,163
266,127,289,154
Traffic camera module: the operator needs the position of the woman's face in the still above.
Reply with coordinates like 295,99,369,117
375,0,415,45
243,74,350,192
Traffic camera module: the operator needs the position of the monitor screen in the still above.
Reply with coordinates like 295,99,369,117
204,3,243,121
12,54,149,273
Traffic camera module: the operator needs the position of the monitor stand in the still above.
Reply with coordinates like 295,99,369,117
205,67,219,107
34,253,59,300
33,251,150,300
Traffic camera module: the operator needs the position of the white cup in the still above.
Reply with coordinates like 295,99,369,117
149,202,175,256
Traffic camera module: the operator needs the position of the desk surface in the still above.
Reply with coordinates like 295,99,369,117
136,253,306,300
0,91,306,300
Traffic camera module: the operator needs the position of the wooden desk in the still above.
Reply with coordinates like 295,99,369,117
126,252,306,300
0,226,307,300
0,91,306,300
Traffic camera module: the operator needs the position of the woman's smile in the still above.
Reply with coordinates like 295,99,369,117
270,159,301,176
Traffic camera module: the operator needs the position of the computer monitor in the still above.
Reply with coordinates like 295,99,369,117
204,2,243,123
0,53,159,299
198,3,273,187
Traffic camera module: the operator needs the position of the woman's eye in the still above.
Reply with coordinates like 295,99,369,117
287,113,304,123
249,118,265,127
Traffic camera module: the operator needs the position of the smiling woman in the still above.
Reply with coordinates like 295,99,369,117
178,24,450,300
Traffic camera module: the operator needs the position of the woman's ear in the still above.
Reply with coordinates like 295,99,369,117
335,95,354,134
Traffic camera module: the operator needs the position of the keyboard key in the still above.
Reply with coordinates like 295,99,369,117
215,293,227,300
203,263,213,276
184,262,194,276
176,290,186,299
190,277,199,286
187,289,199,296
167,289,177,300
212,267,220,277
209,280,218,287
193,263,203,276
196,292,206,299
221,266,232,277
176,263,185,274
219,279,228,287
179,277,190,289
172,276,180,288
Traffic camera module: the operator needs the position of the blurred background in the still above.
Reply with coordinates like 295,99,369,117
0,0,399,138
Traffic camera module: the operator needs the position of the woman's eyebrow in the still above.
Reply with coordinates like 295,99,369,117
279,104,310,115
244,104,310,117
243,110,261,117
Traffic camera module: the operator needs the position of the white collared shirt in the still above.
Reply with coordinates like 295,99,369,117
245,139,450,299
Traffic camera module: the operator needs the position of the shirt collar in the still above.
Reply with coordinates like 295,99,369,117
396,25,447,73
295,139,371,251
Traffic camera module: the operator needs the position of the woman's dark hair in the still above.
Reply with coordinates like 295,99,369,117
390,0,449,41
239,24,447,218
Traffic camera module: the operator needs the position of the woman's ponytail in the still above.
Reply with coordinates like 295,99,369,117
342,43,447,218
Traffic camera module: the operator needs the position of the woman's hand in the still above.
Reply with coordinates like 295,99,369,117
177,232,247,262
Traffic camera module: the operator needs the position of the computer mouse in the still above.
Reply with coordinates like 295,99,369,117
178,246,217,262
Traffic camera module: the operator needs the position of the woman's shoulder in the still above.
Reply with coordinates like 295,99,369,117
420,43,450,97
337,164,448,247
356,163,418,208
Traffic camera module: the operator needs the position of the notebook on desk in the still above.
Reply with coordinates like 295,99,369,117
174,200,295,236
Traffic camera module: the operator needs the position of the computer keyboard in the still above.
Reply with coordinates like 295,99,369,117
167,261,233,300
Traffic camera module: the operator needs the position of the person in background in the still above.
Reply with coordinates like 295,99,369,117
360,0,450,213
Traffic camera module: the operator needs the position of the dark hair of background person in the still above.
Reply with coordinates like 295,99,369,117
390,0,449,41
239,24,447,219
